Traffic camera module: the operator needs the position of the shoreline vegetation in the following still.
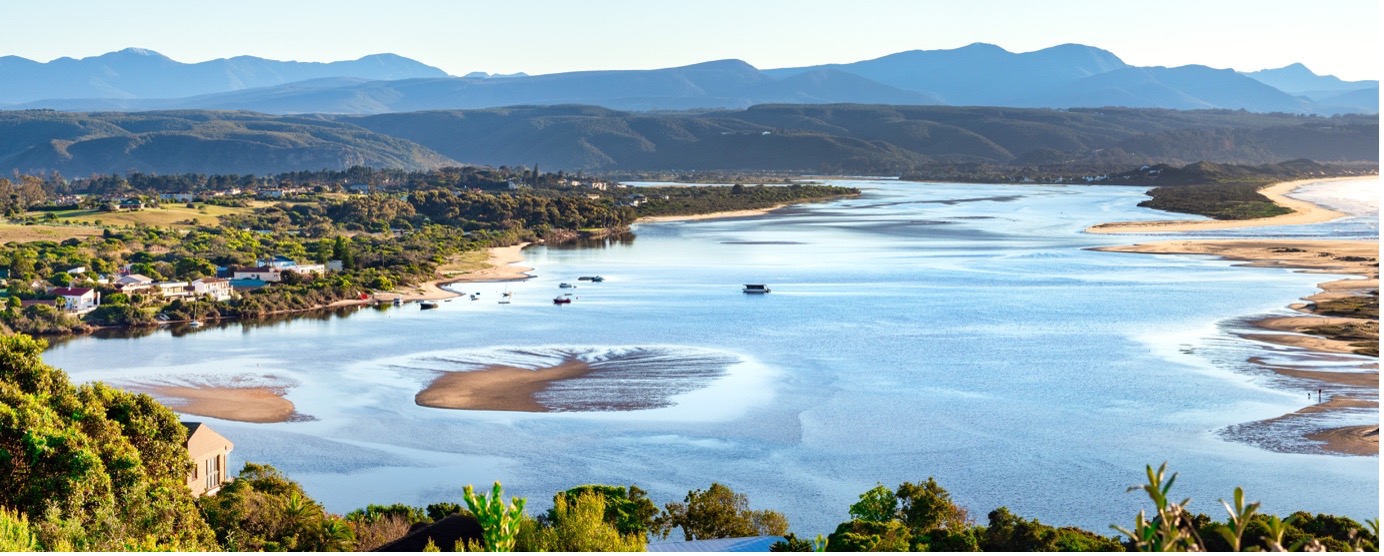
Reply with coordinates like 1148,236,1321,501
1093,177,1379,457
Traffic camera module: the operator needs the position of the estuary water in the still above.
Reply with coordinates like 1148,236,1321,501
42,179,1379,535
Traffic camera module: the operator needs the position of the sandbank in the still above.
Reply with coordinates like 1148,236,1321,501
1085,177,1360,234
137,383,297,423
1306,425,1379,457
416,359,593,412
634,204,790,224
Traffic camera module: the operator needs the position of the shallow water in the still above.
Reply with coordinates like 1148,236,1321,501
43,178,1379,535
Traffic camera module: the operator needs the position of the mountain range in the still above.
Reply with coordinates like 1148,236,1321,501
1,44,1376,115
1,106,1374,176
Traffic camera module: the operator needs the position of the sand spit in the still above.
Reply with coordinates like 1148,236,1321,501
1085,177,1358,234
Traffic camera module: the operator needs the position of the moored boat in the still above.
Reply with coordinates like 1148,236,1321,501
420,301,439,310
743,284,771,294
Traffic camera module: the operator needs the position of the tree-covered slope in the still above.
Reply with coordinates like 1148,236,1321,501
0,110,457,175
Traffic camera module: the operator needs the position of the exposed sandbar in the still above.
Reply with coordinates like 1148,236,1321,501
1306,425,1380,457
416,359,593,412
375,243,534,303
138,383,297,423
1085,177,1359,234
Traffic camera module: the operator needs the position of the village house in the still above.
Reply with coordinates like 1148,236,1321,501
114,273,155,293
191,277,233,301
233,266,280,282
118,198,144,211
155,281,197,299
257,256,327,276
183,422,233,498
51,286,100,314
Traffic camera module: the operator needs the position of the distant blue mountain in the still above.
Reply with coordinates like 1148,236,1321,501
3,45,1374,115
0,48,448,104
1243,63,1378,96
1027,65,1313,112
764,42,1128,105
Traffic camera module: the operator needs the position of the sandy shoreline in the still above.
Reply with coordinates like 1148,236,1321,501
136,383,298,423
634,204,791,224
1096,239,1378,455
372,243,534,302
415,359,593,412
1085,177,1359,234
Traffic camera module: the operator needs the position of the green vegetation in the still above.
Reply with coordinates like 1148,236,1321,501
199,463,354,551
633,183,857,218
0,334,217,550
463,482,527,552
1118,160,1365,220
655,482,790,541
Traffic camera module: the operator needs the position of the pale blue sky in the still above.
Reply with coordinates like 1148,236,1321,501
2,0,1378,80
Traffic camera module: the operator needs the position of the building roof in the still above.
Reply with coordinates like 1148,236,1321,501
647,536,786,552
372,514,484,552
182,421,233,457
236,266,275,273
117,274,154,284
194,277,229,284
52,287,93,296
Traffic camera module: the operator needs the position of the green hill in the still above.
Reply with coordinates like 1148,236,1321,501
0,110,457,175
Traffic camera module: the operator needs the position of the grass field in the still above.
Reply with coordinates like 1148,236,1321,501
24,202,269,230
0,223,106,244
436,250,489,275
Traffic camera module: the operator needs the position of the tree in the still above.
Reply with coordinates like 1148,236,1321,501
198,462,351,551
0,334,218,550
174,257,216,280
536,491,645,552
896,478,969,533
462,482,526,552
554,484,658,536
657,483,789,541
48,272,72,287
848,484,897,523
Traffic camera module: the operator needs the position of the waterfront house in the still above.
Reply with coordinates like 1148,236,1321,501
51,286,100,313
233,266,281,282
115,274,155,292
155,281,193,299
183,422,233,498
191,277,233,301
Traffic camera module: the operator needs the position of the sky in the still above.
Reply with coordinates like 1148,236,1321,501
1,0,1379,80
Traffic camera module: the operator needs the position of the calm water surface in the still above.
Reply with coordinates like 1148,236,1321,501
43,179,1379,534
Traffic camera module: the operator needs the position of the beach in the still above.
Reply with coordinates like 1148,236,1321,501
415,359,593,412
375,242,533,302
634,204,790,223
1085,177,1354,234
1094,178,1379,456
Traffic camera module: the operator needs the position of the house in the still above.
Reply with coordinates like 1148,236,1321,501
66,266,87,275
347,183,371,194
114,274,155,292
51,286,100,314
155,281,193,299
119,198,144,211
233,266,281,282
183,422,233,498
647,536,786,552
254,257,326,276
160,193,196,203
191,277,233,301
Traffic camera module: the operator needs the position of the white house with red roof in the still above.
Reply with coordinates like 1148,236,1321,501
51,286,100,314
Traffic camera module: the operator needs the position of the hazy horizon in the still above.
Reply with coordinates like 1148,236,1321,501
1,0,1378,81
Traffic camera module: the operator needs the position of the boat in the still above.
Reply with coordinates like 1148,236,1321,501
469,294,479,301
420,301,439,310
577,275,605,282
591,276,604,282
392,298,402,306
553,296,572,305
187,320,203,328
559,282,575,289
743,284,771,294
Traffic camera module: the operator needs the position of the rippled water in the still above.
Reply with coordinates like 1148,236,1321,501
42,178,1379,535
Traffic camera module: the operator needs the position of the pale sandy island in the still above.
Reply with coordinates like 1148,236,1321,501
415,359,592,412
635,204,791,223
1254,396,1380,457
1085,177,1361,234
136,383,297,423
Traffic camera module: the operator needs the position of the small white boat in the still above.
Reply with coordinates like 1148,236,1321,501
188,320,203,328
559,282,575,289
